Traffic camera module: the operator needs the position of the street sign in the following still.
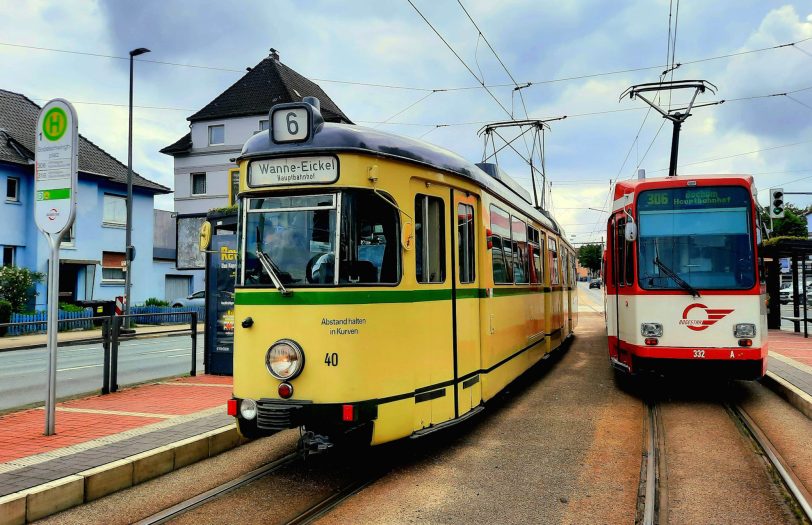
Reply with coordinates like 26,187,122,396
35,99,78,436
35,100,78,235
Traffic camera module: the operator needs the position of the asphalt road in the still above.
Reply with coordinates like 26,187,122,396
0,334,204,412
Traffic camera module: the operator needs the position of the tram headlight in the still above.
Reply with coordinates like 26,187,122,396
265,339,305,380
640,323,663,338
240,398,257,420
734,323,756,338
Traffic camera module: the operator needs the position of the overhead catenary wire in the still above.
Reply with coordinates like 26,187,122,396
2,37,809,93
585,3,685,244
404,0,514,121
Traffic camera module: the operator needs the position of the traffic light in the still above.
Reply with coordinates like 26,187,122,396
769,188,784,219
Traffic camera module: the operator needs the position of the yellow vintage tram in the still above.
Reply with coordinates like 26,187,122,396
227,97,578,448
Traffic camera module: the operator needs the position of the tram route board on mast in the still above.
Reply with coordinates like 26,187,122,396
35,99,78,235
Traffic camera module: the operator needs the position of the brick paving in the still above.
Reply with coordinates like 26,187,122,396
768,328,812,397
0,374,233,497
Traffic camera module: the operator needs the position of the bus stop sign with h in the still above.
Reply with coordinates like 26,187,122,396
35,99,79,436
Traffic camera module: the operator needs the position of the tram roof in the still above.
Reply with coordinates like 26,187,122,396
614,174,755,196
238,121,564,237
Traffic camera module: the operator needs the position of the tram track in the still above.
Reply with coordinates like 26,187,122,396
136,447,391,525
135,452,300,525
727,402,812,523
638,392,812,525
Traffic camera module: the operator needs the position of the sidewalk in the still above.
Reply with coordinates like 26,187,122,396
0,323,204,352
767,329,812,407
0,375,235,523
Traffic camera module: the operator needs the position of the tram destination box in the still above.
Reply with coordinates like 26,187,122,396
249,155,338,187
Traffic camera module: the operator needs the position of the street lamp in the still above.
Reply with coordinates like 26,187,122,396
125,47,150,329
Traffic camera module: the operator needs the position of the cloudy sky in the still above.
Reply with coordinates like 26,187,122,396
2,0,811,244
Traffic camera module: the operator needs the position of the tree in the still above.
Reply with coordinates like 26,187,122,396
0,266,44,313
772,208,807,238
578,243,603,274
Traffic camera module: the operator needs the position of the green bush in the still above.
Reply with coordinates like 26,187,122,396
145,297,170,307
59,302,85,312
0,298,11,336
0,267,44,313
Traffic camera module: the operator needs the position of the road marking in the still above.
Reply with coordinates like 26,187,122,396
57,364,102,371
48,406,175,419
126,348,187,356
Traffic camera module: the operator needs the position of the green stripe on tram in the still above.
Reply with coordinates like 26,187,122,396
235,286,554,305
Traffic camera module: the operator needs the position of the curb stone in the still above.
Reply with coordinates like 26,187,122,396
0,424,239,524
762,371,812,420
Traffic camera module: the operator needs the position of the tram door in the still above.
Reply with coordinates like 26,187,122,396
452,191,482,417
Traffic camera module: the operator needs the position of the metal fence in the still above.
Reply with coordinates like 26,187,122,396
101,312,198,393
129,306,205,325
8,309,94,336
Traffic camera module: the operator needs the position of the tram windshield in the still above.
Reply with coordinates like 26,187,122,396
242,190,400,287
637,186,756,291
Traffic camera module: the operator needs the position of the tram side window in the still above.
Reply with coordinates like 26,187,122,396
616,218,626,286
549,238,559,285
528,226,542,284
457,203,476,283
512,216,529,284
490,205,513,284
416,195,445,283
340,191,400,284
606,219,614,285
624,232,634,286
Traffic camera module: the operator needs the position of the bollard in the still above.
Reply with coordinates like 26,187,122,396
101,317,112,395
190,311,198,377
110,315,121,393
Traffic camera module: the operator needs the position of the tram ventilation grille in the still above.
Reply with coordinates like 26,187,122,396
256,401,302,431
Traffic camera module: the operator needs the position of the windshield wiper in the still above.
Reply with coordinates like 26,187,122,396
256,249,291,296
654,256,700,298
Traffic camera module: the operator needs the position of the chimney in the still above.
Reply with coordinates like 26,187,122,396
269,48,280,61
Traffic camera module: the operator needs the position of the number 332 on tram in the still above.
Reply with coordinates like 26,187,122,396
604,176,767,380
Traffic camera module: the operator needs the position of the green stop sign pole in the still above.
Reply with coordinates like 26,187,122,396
35,100,78,436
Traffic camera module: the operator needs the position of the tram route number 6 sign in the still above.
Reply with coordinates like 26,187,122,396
35,99,78,235
271,106,310,143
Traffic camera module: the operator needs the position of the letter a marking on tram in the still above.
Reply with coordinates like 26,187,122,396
730,351,735,359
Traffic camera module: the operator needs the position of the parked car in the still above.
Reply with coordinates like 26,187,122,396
589,278,602,289
171,290,205,308
780,281,812,305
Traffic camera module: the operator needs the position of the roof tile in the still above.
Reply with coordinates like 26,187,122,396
0,89,170,194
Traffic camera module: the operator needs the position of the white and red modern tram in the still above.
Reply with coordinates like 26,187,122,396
604,175,767,379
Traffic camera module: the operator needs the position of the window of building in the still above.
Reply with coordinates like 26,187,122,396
490,205,512,284
458,203,475,283
191,173,206,195
2,246,15,267
63,224,75,247
102,251,126,283
6,177,19,202
103,194,126,226
415,195,445,283
259,119,269,131
549,237,559,285
208,125,224,145
511,216,529,284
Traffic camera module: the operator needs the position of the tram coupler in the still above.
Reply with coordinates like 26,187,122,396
299,431,334,457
